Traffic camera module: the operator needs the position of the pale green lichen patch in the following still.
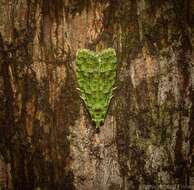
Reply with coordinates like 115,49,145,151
76,48,117,127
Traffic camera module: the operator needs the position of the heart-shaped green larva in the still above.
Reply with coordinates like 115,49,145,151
76,48,117,128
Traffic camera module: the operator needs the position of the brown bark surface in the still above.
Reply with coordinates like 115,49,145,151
0,0,194,190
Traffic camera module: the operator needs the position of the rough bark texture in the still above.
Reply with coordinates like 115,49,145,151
0,0,194,190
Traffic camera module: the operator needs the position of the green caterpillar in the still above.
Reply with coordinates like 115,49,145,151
76,48,117,128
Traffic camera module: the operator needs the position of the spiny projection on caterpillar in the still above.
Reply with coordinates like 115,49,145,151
75,48,117,128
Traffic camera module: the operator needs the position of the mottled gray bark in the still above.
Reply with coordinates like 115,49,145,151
0,0,194,190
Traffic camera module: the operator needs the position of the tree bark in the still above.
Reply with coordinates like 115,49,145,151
0,0,194,190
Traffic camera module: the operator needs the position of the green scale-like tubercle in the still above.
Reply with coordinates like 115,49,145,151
76,48,117,128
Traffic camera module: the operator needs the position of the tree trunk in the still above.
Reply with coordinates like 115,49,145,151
0,0,194,190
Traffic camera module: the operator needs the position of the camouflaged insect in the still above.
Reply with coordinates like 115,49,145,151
76,48,117,128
